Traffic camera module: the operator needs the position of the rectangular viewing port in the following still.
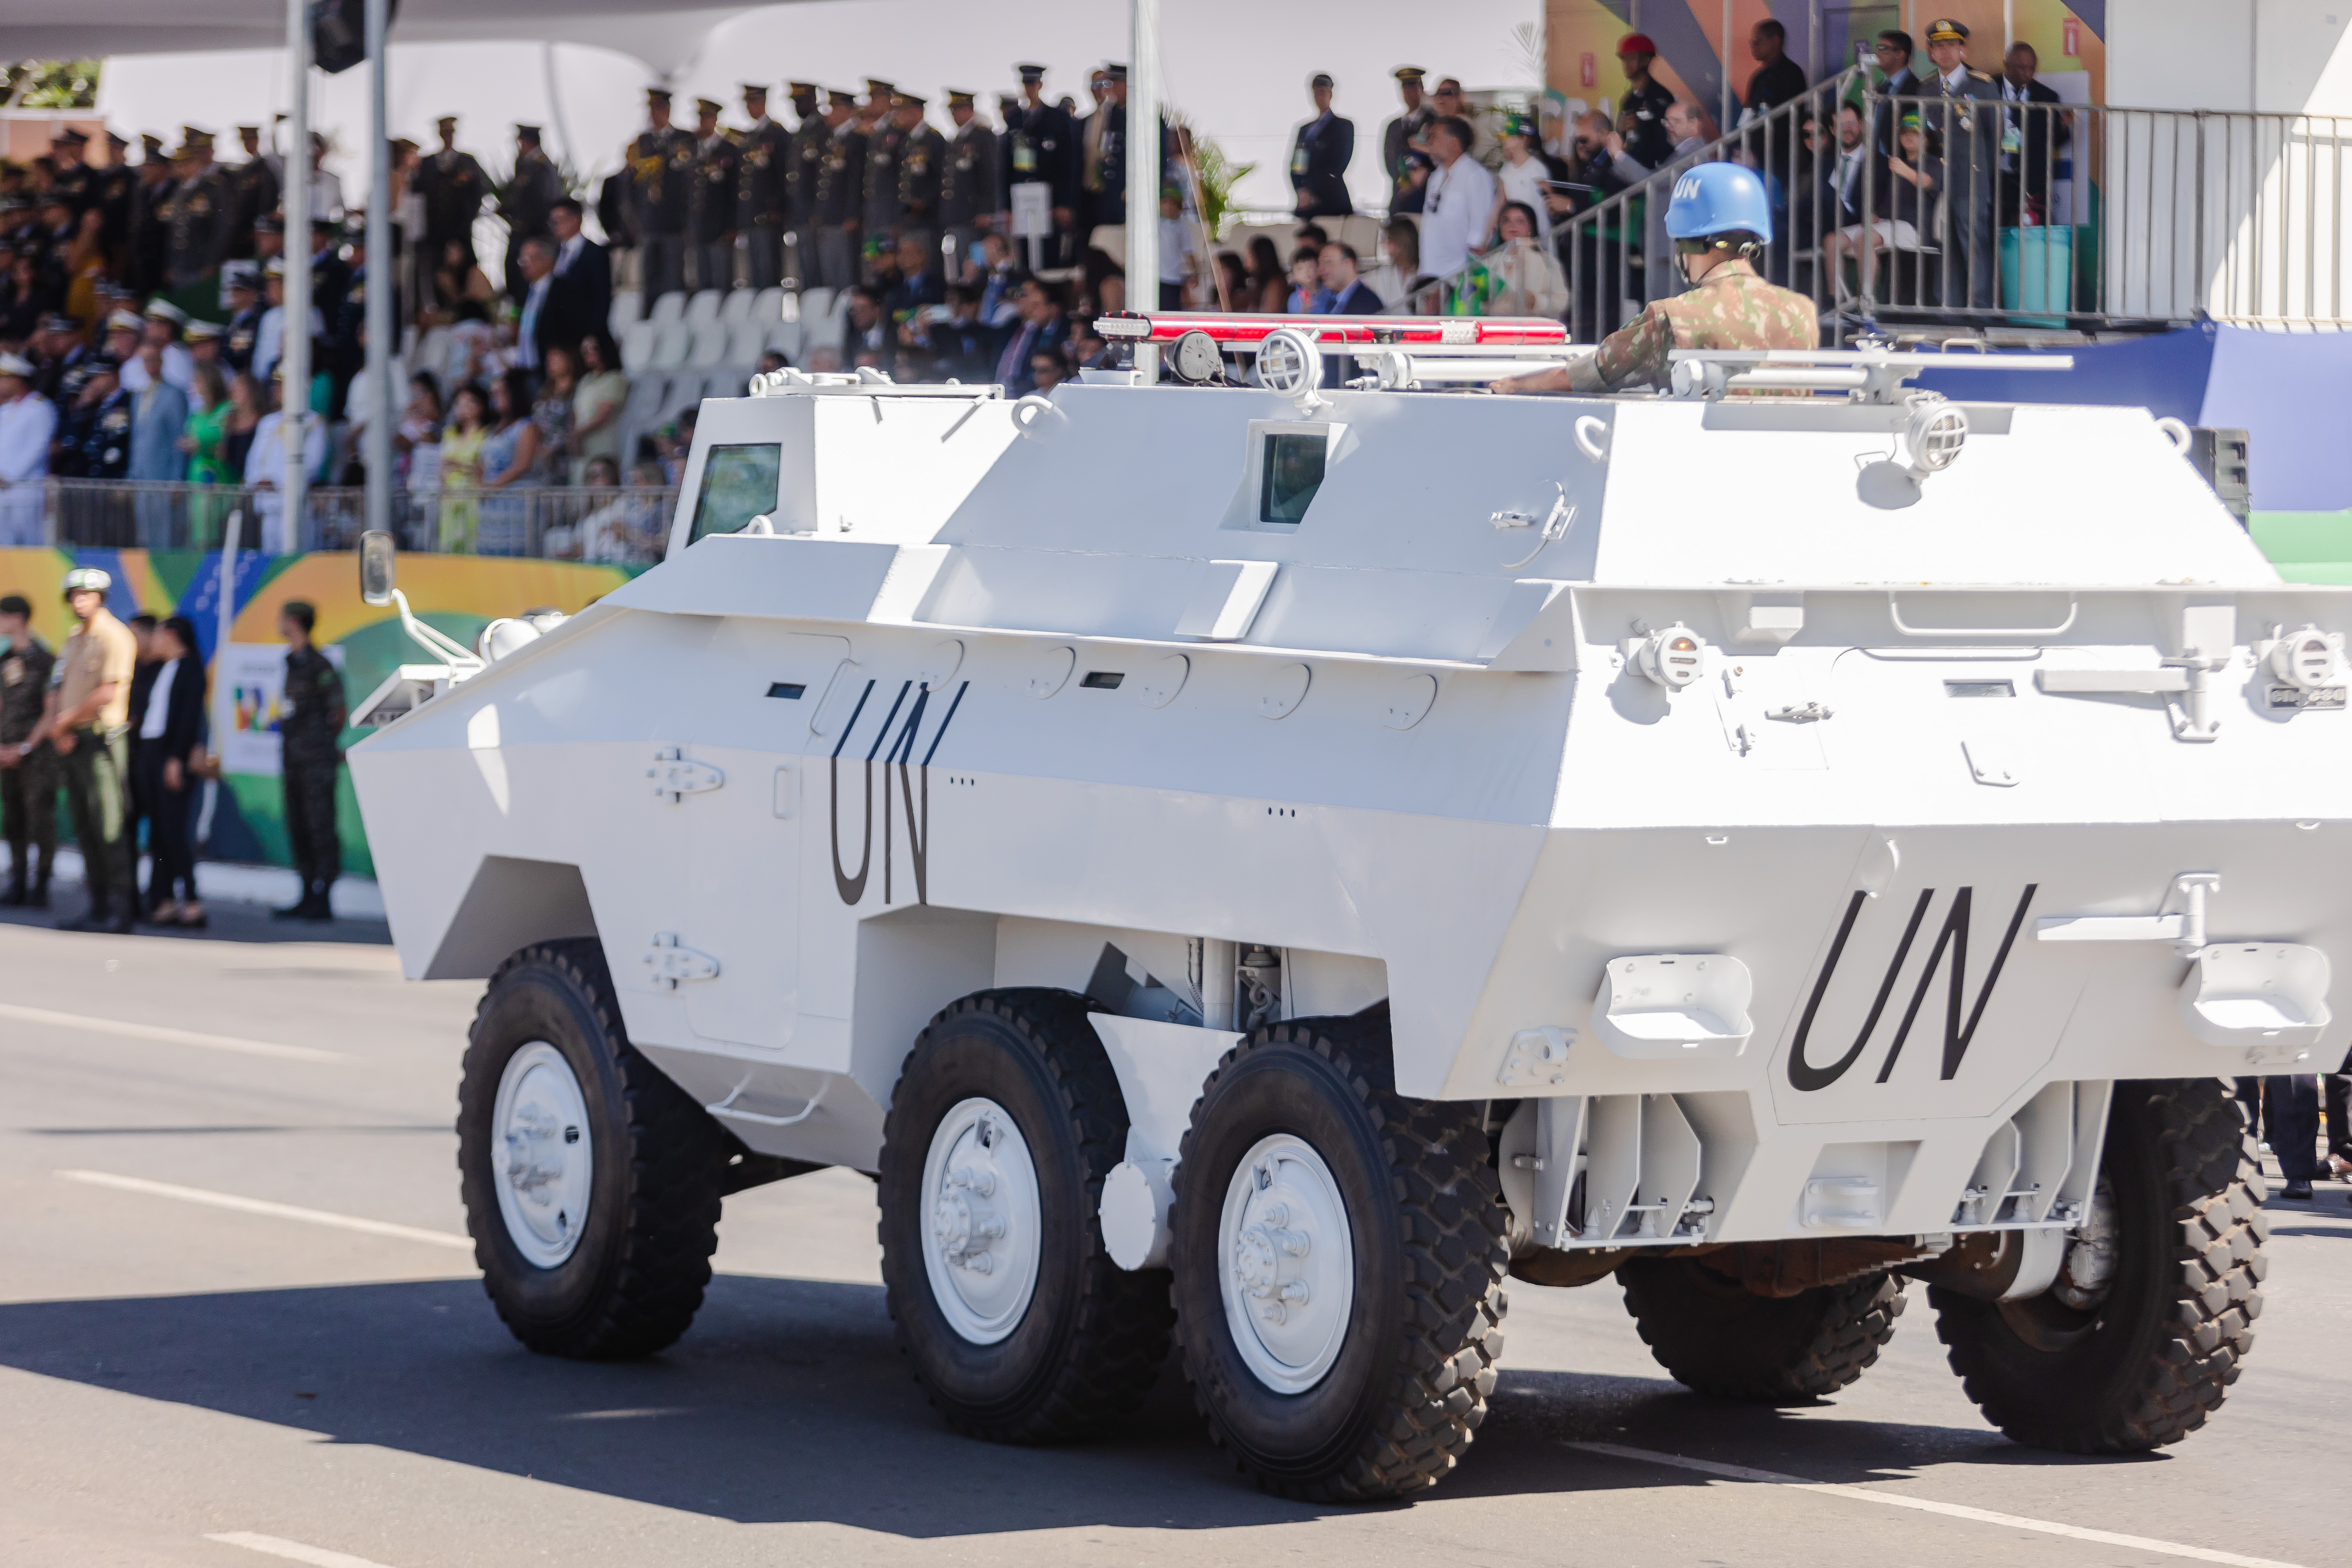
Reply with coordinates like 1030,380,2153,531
1081,671,1125,689
1259,432,1326,524
689,443,783,544
767,682,806,699
1945,680,2016,698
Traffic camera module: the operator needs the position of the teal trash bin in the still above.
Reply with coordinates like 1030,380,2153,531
2000,225,2073,328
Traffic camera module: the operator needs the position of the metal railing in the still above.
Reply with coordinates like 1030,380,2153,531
1553,73,2352,343
40,480,677,563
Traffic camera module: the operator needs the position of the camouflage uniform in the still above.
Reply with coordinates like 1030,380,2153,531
279,645,347,900
0,632,56,903
1566,262,1819,393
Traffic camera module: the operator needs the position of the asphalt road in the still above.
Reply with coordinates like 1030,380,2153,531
3,907,2347,1568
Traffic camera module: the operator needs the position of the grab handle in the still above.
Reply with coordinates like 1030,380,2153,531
1888,592,2077,639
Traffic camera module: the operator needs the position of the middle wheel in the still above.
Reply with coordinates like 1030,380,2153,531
878,988,1173,1442
1170,1012,1509,1502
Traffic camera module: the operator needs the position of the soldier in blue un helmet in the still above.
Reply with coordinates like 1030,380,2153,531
1494,160,1817,395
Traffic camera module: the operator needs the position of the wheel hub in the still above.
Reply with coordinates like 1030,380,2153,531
490,1042,593,1269
1219,1135,1354,1394
918,1099,1041,1344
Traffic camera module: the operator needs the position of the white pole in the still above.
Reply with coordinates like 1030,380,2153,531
364,0,392,539
1721,0,1734,131
284,0,312,553
1127,0,1161,362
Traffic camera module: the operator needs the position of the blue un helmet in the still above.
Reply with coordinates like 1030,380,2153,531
1663,160,1773,247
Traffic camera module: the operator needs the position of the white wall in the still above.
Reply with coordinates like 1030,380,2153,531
2110,0,2352,114
98,0,1542,220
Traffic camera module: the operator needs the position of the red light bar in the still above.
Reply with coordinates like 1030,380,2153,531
1095,311,1569,347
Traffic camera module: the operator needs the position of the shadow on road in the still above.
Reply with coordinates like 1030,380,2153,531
0,1269,2158,1531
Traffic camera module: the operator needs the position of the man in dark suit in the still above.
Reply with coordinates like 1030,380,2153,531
542,198,611,361
1290,74,1355,218
1998,41,2070,225
1314,242,1381,386
1002,65,1079,268
1078,65,1127,248
1920,17,2002,309
990,276,1069,394
1381,67,1433,211
1871,29,1924,157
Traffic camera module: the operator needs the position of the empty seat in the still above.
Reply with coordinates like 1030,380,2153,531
412,325,451,381
650,319,694,368
648,291,688,326
684,289,724,324
766,318,804,362
751,286,787,326
727,321,770,365
608,290,643,332
686,318,732,367
704,365,755,401
659,373,709,421
718,288,757,325
821,290,853,345
615,372,673,471
798,286,833,326
619,318,659,371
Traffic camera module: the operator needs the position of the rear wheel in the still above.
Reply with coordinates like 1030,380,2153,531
1619,1257,1905,1402
457,940,727,1358
877,989,1172,1441
1932,1078,2265,1452
1169,1013,1508,1501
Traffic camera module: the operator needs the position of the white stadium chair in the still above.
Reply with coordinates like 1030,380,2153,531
798,286,834,327
619,319,658,371
766,318,804,363
752,286,787,326
718,288,756,325
727,321,770,365
648,291,688,326
650,319,694,368
607,290,643,332
685,289,724,324
687,318,731,367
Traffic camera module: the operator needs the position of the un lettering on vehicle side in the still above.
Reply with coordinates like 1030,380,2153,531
1785,885,2037,1092
827,677,968,908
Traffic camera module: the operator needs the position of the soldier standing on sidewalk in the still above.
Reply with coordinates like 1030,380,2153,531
274,600,346,922
49,568,139,934
0,593,58,909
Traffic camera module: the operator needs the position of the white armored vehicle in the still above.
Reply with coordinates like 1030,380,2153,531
351,315,2339,1500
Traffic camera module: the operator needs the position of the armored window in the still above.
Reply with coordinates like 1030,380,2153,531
1259,432,1327,524
688,444,783,544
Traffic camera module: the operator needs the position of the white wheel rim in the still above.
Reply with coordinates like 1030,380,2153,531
1219,1133,1354,1394
919,1097,1043,1345
490,1042,594,1269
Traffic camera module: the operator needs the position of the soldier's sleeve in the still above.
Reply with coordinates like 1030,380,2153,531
323,656,348,735
977,128,1001,211
1566,304,1672,393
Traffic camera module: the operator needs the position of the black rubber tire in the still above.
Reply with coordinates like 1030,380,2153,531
1169,1013,1508,1503
877,988,1173,1442
1932,1077,2266,1452
1618,1256,1906,1403
457,939,727,1358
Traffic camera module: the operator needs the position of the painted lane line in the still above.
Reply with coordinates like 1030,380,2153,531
205,1531,402,1568
0,1001,346,1062
1567,1442,2306,1568
56,1170,475,1253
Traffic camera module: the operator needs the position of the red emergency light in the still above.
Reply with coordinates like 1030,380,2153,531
1095,312,1570,348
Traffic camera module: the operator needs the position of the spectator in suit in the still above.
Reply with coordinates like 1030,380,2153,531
841,284,892,373
992,276,1069,394
926,286,996,383
1998,41,2070,225
544,198,612,356
135,615,207,927
1317,242,1382,313
1744,19,1807,114
511,237,558,374
1871,30,1924,157
1289,74,1355,218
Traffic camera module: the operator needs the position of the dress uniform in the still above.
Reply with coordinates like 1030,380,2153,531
95,138,137,270
51,567,139,933
275,603,346,922
0,597,57,908
894,95,948,256
860,82,909,262
129,137,175,295
228,127,281,261
60,358,132,481
784,83,828,288
1382,67,1435,210
47,132,97,220
162,131,232,291
1920,18,2003,309
937,91,998,271
1078,65,1128,243
1289,74,1356,218
627,89,696,299
413,117,490,273
689,100,741,291
1001,67,1078,267
500,126,564,303
737,85,793,290
813,91,867,289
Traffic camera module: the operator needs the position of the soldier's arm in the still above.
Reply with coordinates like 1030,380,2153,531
1490,306,1669,396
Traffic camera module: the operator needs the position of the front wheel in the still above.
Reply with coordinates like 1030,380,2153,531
457,940,728,1358
1170,1013,1507,1502
1932,1078,2265,1452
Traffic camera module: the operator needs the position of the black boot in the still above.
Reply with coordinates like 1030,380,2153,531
1,860,23,906
271,879,315,920
302,880,336,922
29,848,49,909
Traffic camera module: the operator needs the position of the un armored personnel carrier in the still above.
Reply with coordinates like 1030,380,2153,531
350,315,2340,1500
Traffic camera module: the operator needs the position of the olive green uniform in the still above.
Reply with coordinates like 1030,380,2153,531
0,632,56,903
1566,261,1819,393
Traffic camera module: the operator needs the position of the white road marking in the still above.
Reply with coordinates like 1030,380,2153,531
205,1532,401,1568
56,1170,475,1253
0,1001,346,1062
1568,1442,2306,1568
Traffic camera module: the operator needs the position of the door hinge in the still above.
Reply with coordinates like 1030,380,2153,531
642,932,720,989
648,746,725,802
